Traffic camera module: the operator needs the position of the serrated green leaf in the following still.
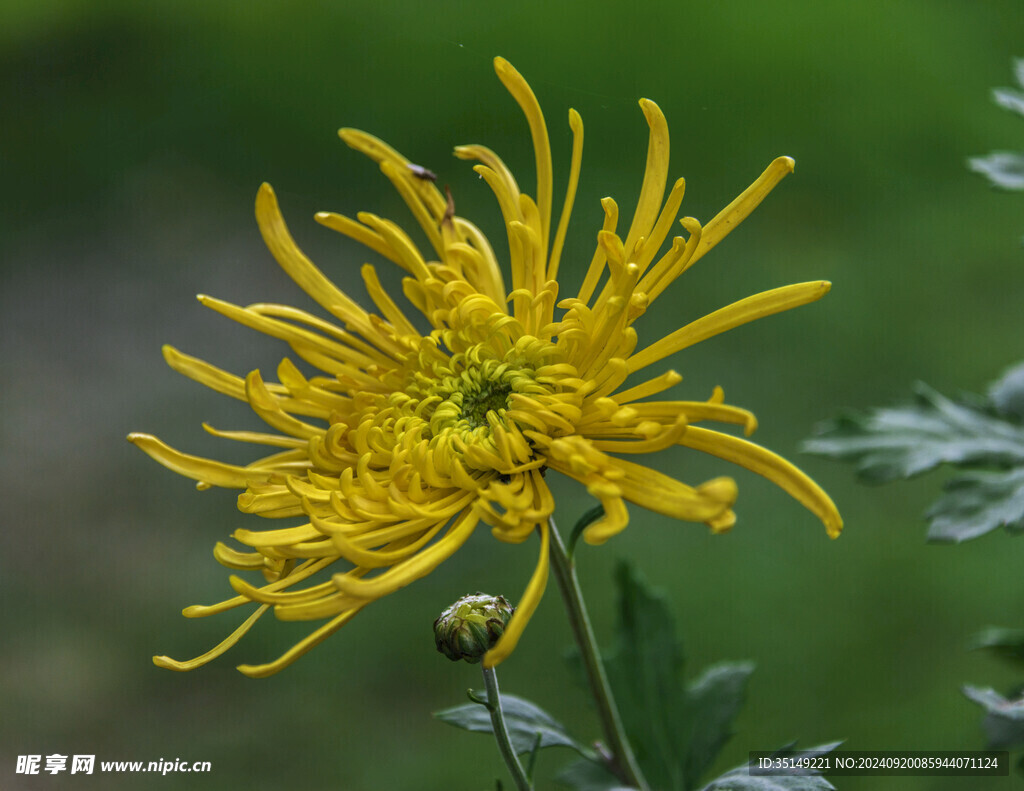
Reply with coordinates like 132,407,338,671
556,757,637,791
805,378,1024,540
603,562,687,790
804,382,1024,483
970,626,1024,666
682,662,756,789
969,152,1024,190
434,692,592,757
699,742,840,791
926,467,1024,541
963,685,1024,750
601,563,753,790
989,362,1024,420
993,87,1024,118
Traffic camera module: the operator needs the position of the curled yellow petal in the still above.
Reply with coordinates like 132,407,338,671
690,156,795,267
128,433,273,489
331,509,480,599
236,607,364,678
483,520,549,667
154,604,271,672
679,426,843,538
627,281,831,374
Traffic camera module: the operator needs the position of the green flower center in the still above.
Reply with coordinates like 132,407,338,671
460,379,514,429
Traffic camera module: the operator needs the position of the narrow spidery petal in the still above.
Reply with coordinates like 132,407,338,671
483,520,549,667
576,197,619,306
611,457,737,525
680,426,843,538
236,607,364,678
256,184,373,333
627,281,831,374
622,99,670,260
547,108,584,284
690,156,795,267
494,56,553,255
331,510,479,599
153,604,271,671
128,433,273,488
634,177,686,273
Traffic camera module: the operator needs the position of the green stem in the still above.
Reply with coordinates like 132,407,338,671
482,664,533,791
548,517,650,791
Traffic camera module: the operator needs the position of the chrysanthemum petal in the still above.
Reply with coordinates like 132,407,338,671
626,281,832,374
622,99,669,259
679,426,843,537
153,604,271,672
236,606,364,678
483,520,549,668
611,457,737,525
494,56,552,255
255,183,375,336
690,156,795,267
547,108,584,285
128,433,275,488
331,509,479,599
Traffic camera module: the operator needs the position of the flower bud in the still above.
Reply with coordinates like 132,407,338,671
434,593,515,663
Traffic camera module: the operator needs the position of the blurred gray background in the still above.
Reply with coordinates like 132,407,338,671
3,1,1024,788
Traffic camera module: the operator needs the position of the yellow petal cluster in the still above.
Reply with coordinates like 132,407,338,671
130,57,840,677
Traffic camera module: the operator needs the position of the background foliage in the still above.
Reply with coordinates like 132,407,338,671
3,1,1024,788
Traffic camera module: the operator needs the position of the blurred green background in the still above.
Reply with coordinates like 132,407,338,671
3,1,1024,789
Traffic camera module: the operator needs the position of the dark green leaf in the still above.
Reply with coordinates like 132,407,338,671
556,757,637,791
803,382,1024,483
926,468,1024,541
970,626,1024,666
805,377,1024,541
969,152,1024,190
603,562,688,790
434,693,592,757
963,686,1024,750
993,87,1024,118
602,563,753,790
989,362,1024,421
682,661,756,789
700,742,840,791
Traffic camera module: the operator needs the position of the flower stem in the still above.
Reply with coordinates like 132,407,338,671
548,517,650,791
482,664,533,791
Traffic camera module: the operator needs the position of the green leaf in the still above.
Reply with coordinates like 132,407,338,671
804,382,1024,483
994,86,1024,118
556,758,637,791
969,152,1024,190
603,562,687,790
926,468,1024,541
970,626,1024,666
989,362,1024,421
963,686,1024,750
601,562,752,790
682,662,756,789
804,378,1024,541
434,692,593,758
699,742,840,791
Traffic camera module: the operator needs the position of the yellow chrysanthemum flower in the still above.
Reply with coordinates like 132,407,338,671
130,58,841,678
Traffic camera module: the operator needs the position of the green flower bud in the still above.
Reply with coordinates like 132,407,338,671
434,593,515,663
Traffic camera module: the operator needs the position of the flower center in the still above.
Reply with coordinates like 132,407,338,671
426,354,537,439
369,336,585,478
460,379,514,429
